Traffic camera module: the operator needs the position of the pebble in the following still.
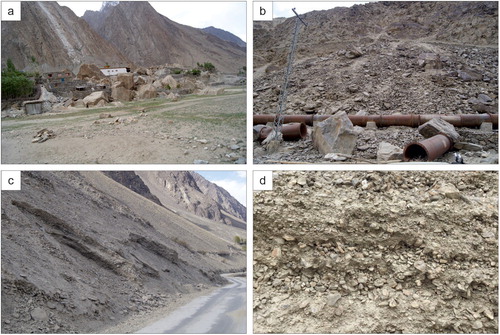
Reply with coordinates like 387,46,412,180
326,292,342,306
471,320,483,329
373,278,385,287
30,307,49,322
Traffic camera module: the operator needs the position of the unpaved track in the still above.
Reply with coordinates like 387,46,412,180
1,93,246,164
137,275,246,334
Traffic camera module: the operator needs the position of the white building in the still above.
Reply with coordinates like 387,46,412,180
100,67,129,76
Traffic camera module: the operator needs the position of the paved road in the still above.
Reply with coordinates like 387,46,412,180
137,275,246,334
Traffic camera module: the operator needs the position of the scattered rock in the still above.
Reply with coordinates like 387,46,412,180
418,118,460,143
312,111,362,155
32,129,56,143
136,84,157,100
326,292,342,306
83,91,109,108
377,142,403,161
324,153,347,161
30,307,49,322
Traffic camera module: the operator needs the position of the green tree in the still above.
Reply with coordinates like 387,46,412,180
2,59,34,99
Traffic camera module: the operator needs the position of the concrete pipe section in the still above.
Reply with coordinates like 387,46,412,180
253,114,498,129
257,123,307,141
403,134,453,162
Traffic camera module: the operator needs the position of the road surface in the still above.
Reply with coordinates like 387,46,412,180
137,275,246,334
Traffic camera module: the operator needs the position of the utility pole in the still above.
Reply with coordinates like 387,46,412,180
272,8,307,141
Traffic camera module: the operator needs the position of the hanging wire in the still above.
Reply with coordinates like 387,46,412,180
273,8,307,140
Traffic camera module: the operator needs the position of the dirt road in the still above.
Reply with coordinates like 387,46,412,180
137,275,247,334
1,92,246,164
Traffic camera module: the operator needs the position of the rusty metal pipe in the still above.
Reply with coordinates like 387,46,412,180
253,114,498,128
403,134,453,162
257,123,307,141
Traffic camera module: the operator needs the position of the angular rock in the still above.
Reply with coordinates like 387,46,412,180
161,75,178,89
116,73,134,90
377,142,403,161
418,118,460,143
200,87,225,96
454,142,483,151
30,307,49,322
324,153,347,161
83,91,109,107
136,84,157,100
458,69,482,82
477,93,492,104
77,64,105,80
345,47,363,59
480,122,493,132
112,86,134,102
326,292,342,306
312,111,361,155
417,53,442,70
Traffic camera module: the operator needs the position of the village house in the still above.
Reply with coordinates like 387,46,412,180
100,67,131,76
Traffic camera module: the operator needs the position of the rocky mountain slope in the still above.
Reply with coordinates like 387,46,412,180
203,26,246,48
136,171,247,224
254,171,498,333
1,171,246,333
1,1,131,73
82,1,245,73
253,1,498,163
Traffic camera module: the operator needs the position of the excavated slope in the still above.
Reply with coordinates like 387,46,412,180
254,171,498,333
1,171,245,333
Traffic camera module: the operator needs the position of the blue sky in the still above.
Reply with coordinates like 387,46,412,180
196,171,246,207
59,1,246,42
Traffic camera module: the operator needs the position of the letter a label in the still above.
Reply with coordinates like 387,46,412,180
2,2,21,21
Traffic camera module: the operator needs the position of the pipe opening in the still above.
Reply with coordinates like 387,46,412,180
404,143,428,161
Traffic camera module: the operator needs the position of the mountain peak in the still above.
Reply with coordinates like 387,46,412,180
100,1,119,11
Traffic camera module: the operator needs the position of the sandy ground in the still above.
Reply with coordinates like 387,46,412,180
1,91,246,164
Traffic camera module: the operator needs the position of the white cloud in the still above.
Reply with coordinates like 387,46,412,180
211,179,246,207
236,171,247,179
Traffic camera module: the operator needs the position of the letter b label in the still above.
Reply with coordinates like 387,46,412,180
254,2,272,21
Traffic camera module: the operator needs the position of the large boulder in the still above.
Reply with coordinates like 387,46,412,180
199,87,225,96
418,118,460,143
77,64,105,80
161,75,178,89
312,111,362,155
111,85,134,101
136,84,157,100
116,73,134,90
83,91,109,107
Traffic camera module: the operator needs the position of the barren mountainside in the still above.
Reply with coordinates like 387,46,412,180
136,171,247,223
82,1,246,73
1,1,131,73
1,171,246,333
203,26,246,48
1,1,245,74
